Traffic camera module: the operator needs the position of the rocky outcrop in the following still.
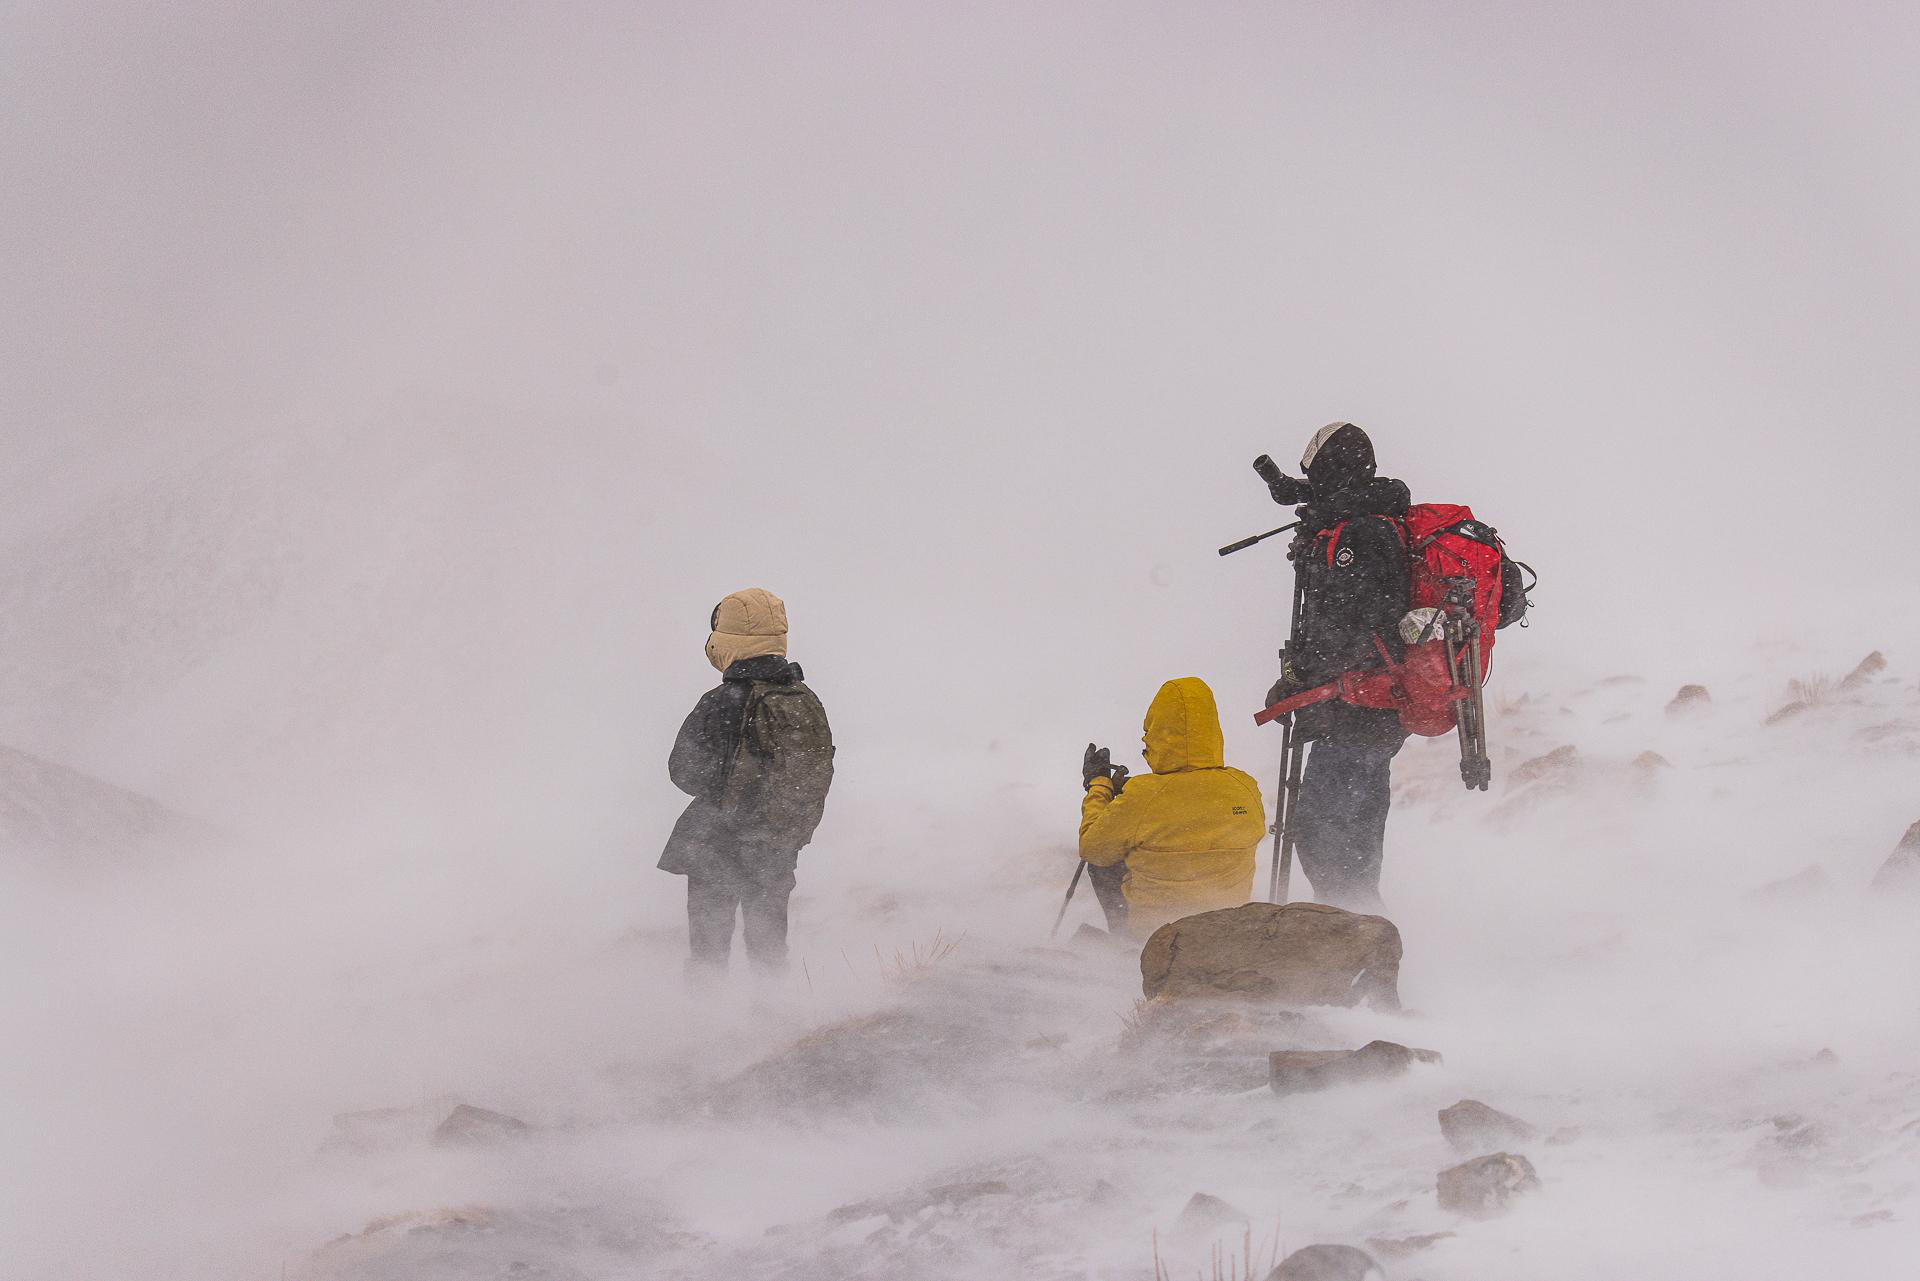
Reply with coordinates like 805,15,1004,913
703,1006,1010,1118
1269,1041,1441,1096
1666,685,1711,715
1870,821,1920,891
1266,1243,1381,1280
0,744,214,869
1140,903,1401,1009
1437,1152,1540,1218
1437,1100,1537,1155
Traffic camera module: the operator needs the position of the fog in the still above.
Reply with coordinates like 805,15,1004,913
5,3,1919,1279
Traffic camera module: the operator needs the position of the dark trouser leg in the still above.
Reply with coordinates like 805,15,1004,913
686,875,740,975
740,870,796,973
1295,727,1403,912
1085,862,1129,933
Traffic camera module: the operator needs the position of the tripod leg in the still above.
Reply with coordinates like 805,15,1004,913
1270,721,1304,903
1268,721,1291,902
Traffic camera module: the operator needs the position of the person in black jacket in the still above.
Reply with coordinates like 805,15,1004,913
659,588,833,978
1263,423,1411,911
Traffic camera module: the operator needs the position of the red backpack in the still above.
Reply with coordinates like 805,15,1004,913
1394,503,1507,655
1261,504,1512,738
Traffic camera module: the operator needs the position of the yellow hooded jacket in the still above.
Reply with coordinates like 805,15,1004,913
1079,677,1266,936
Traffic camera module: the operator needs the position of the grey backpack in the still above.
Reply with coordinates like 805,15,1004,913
721,682,835,849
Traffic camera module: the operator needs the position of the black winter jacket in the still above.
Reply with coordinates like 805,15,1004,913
658,655,827,879
1290,477,1413,686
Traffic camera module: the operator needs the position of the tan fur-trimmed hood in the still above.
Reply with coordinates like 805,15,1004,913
706,587,789,671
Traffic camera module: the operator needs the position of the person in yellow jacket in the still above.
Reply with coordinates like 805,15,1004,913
1079,677,1267,937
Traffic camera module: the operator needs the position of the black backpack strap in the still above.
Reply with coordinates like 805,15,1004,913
718,682,763,791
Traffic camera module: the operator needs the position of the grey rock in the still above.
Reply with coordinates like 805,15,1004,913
927,1180,1010,1206
1871,821,1920,892
1438,1099,1538,1155
1367,1231,1453,1260
1437,1152,1541,1218
1270,1040,1442,1096
1511,744,1580,783
1841,651,1888,689
1665,684,1711,715
1756,1115,1829,1187
1266,1243,1382,1280
1745,865,1834,904
433,1104,530,1147
322,1096,461,1155
1176,1191,1250,1236
829,1179,1011,1225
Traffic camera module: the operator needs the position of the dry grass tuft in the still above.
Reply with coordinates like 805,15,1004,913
1787,673,1836,707
1152,1215,1285,1281
877,929,965,980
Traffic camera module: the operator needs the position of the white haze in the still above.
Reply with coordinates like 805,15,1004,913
4,3,1919,1279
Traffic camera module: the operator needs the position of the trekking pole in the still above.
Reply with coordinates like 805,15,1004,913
1049,860,1087,940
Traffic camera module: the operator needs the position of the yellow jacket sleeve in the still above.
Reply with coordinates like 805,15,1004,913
1079,774,1142,867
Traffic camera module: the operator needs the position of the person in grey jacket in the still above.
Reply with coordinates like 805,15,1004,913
659,588,833,977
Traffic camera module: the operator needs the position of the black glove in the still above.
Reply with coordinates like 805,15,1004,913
1265,661,1304,709
1082,743,1113,789
1109,765,1130,796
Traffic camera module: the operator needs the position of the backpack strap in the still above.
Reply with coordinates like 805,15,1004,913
1324,515,1414,563
718,682,763,791
1318,521,1346,568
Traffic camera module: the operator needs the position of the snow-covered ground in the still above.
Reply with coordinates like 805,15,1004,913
11,645,1918,1280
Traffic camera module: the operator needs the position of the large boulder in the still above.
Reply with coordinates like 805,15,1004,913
1139,902,1402,1009
1437,1152,1541,1218
1270,1041,1441,1096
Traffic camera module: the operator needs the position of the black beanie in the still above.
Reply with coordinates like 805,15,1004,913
1300,421,1376,495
